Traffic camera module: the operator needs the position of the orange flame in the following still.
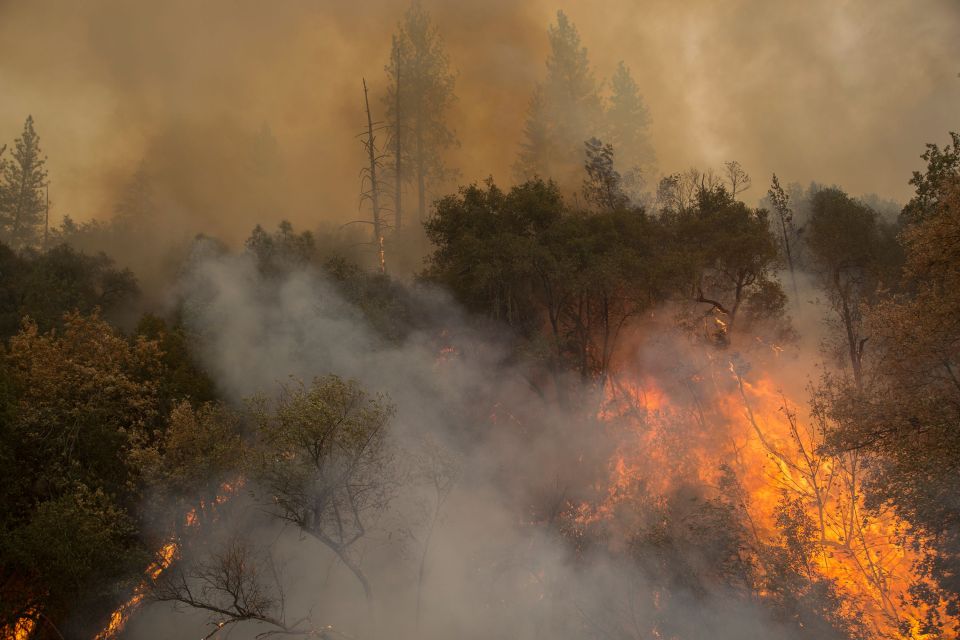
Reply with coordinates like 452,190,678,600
94,479,243,640
1,614,36,640
576,359,952,640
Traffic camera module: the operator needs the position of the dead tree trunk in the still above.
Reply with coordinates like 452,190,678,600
362,78,385,273
393,38,403,232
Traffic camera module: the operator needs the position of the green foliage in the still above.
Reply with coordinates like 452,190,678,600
425,177,677,384
6,311,161,497
806,189,899,283
0,241,140,339
0,116,47,250
805,188,902,383
903,131,960,223
132,400,241,532
582,137,628,211
248,375,396,546
323,257,417,343
666,185,786,340
0,311,163,633
248,375,396,602
135,313,218,406
4,485,145,618
425,177,787,379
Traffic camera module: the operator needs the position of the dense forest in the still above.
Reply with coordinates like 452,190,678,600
1,3,958,640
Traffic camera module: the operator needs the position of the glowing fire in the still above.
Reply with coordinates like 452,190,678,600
574,357,953,640
1,614,36,640
93,542,178,640
93,480,243,640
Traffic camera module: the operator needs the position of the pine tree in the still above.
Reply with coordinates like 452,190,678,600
605,61,654,175
0,116,47,249
516,11,602,188
384,2,458,224
517,88,551,180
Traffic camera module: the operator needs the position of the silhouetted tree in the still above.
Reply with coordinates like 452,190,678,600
681,185,785,339
0,116,47,249
723,160,752,201
768,173,798,298
902,130,959,223
384,2,458,223
605,61,654,194
516,11,602,188
805,188,901,386
822,166,960,630
582,138,628,211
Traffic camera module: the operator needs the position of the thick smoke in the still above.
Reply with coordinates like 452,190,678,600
123,246,833,639
1,0,957,239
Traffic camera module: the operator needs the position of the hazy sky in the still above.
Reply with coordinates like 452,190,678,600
1,0,958,237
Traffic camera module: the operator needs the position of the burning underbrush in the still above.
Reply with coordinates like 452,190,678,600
557,341,951,640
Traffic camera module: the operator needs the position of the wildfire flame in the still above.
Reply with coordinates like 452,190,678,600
93,480,243,640
573,356,952,640
1,614,36,640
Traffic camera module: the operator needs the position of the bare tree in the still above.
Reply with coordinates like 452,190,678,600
360,78,387,272
407,437,460,628
152,538,324,639
656,168,720,213
730,361,908,631
582,138,628,211
723,160,752,201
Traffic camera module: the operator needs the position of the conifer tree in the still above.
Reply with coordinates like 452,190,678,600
384,2,458,224
605,61,655,177
516,11,602,188
0,116,47,249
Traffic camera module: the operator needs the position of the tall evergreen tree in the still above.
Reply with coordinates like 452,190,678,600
516,11,602,189
384,2,458,224
0,116,47,249
113,164,155,231
605,61,654,175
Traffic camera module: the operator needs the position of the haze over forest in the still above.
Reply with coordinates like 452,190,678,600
2,0,958,240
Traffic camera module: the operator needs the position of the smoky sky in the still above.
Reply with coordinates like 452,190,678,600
1,0,958,239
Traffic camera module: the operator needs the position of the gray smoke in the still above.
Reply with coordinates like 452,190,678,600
124,246,828,639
